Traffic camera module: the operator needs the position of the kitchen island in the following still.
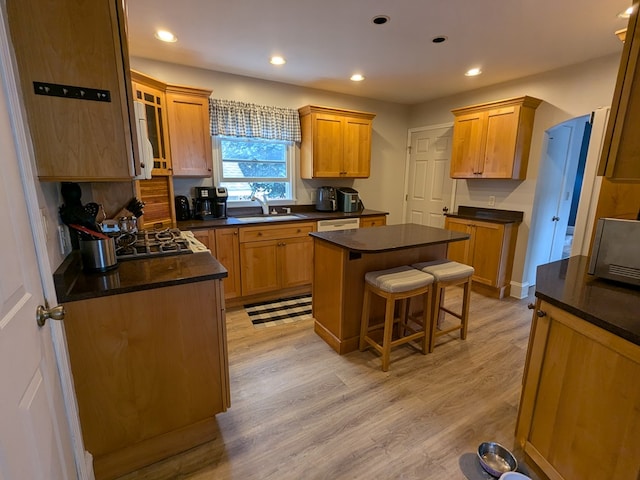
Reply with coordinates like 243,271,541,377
516,256,640,480
310,223,469,354
54,251,229,480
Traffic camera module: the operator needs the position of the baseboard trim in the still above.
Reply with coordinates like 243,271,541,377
510,281,530,299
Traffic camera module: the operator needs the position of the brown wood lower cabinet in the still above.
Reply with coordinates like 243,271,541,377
191,227,240,300
516,301,640,480
63,280,229,480
444,217,518,298
239,222,315,297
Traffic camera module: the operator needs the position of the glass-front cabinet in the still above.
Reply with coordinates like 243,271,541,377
131,71,172,175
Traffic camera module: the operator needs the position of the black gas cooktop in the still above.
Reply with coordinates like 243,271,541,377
114,229,193,260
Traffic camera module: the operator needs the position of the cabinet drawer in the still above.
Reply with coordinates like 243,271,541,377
239,222,315,243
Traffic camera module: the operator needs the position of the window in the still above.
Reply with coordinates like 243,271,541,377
215,136,295,203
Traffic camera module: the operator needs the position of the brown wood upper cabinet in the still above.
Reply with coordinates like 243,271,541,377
598,5,640,179
299,105,376,178
7,0,140,181
166,85,214,177
131,71,173,176
450,96,542,179
131,73,213,178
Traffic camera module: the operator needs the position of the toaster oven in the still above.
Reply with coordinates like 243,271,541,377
588,218,640,286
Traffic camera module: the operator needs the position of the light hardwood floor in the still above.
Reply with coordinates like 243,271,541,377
117,288,541,480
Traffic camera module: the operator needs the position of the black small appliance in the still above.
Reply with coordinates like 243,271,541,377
212,187,228,218
174,195,190,221
193,187,214,220
316,186,337,211
336,187,362,213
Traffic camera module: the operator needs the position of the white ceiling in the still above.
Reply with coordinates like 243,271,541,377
126,0,631,105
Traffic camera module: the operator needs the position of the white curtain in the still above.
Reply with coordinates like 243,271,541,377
209,99,301,143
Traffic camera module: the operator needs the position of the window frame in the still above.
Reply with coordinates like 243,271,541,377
213,136,297,206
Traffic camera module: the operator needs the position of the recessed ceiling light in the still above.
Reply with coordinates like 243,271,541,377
350,74,365,82
465,67,482,77
432,36,448,44
270,56,286,65
372,15,390,25
618,6,634,18
154,30,177,43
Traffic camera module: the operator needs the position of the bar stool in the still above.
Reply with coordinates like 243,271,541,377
412,259,474,352
359,265,435,371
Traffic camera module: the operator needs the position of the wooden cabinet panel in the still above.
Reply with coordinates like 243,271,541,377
598,5,640,179
166,86,213,177
63,280,229,479
450,111,485,177
135,176,176,229
239,222,315,297
280,236,314,288
7,0,139,181
450,96,541,179
444,217,518,298
215,228,241,300
516,301,640,480
444,219,471,264
131,73,172,176
299,105,376,179
192,229,216,252
469,222,504,286
312,114,344,177
359,215,387,228
240,240,280,295
344,116,373,177
483,106,520,177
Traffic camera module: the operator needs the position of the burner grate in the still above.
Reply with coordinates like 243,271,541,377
115,228,193,260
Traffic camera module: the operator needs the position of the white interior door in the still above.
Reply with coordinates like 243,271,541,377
404,125,455,227
0,14,77,480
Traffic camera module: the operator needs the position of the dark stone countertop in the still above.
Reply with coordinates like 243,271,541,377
535,255,640,346
54,251,228,303
178,207,388,230
310,223,469,253
445,205,524,224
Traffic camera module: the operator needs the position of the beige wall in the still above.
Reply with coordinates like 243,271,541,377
408,53,622,293
130,57,411,222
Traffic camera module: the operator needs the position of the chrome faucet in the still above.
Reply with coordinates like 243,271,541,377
251,194,269,215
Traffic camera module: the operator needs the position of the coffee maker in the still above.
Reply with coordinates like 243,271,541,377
193,187,214,220
212,187,228,219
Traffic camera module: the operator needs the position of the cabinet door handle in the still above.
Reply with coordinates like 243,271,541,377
527,303,547,317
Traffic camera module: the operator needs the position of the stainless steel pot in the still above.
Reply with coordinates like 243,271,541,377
80,237,118,272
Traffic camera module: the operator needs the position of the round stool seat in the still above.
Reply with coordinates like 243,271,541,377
365,265,434,293
412,259,474,282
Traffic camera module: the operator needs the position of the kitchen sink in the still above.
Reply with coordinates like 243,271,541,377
234,215,303,223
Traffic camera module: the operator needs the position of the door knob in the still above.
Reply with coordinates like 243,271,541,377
36,300,66,327
552,216,560,222
442,206,449,213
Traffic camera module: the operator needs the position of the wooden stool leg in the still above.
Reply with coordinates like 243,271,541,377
421,289,432,354
461,279,471,340
398,297,409,338
429,285,442,353
359,286,372,351
381,295,395,372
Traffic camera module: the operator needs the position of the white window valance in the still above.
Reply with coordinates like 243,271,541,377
209,99,301,143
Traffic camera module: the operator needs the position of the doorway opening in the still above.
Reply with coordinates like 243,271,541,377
527,114,591,279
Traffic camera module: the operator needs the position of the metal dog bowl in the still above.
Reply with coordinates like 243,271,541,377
477,442,518,477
